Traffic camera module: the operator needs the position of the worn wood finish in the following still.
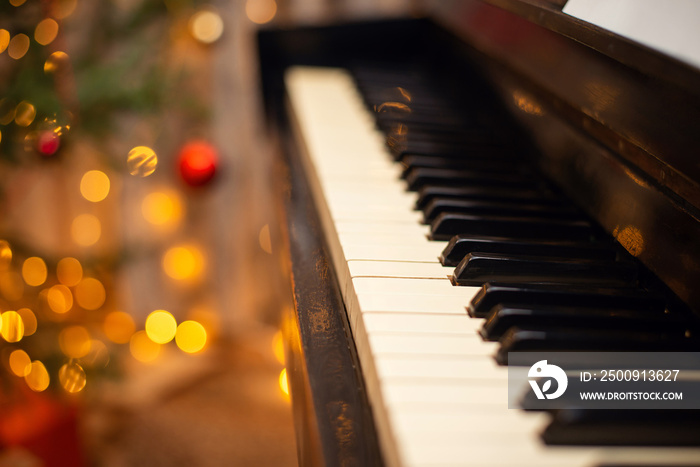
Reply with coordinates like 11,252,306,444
275,100,384,467
431,0,700,314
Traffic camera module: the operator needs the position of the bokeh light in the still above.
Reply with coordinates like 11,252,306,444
145,310,177,344
0,240,12,269
25,361,50,392
9,349,31,377
272,330,285,364
162,245,205,281
1,311,24,343
17,308,37,335
0,271,24,301
8,33,30,60
259,224,272,254
175,320,207,353
47,284,74,314
71,214,101,246
82,339,110,369
44,51,69,74
246,0,277,25
52,0,77,19
35,18,59,45
74,277,106,310
57,257,83,286
142,190,183,228
59,361,87,393
22,257,47,287
103,311,135,344
279,368,289,396
0,30,9,54
14,101,36,127
10,0,27,6
189,8,224,44
80,170,111,202
127,146,158,177
59,325,92,358
130,330,161,363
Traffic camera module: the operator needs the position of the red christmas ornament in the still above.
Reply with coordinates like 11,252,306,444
36,131,60,156
177,140,219,187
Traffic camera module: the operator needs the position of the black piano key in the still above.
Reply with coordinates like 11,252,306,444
422,199,582,223
440,235,618,267
468,283,667,318
390,140,510,159
480,304,691,341
496,327,698,364
406,167,538,191
399,155,525,178
429,212,596,242
453,252,638,287
543,409,700,446
416,185,558,209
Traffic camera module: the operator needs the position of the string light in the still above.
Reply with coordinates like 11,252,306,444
145,310,177,344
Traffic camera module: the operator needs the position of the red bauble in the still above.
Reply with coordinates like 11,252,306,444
37,131,60,156
177,140,219,187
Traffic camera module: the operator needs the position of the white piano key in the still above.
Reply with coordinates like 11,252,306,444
348,260,451,279
352,277,475,297
342,244,440,262
356,293,468,314
361,313,481,335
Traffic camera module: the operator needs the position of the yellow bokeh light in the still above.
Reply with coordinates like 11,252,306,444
130,330,161,363
127,146,158,177
35,18,59,46
47,284,74,314
71,213,101,246
17,308,37,336
59,361,87,393
59,325,92,358
10,0,27,6
9,349,31,377
22,257,47,287
103,311,135,344
1,311,24,343
175,320,207,353
14,101,36,127
0,240,12,269
246,0,277,24
162,245,205,281
0,29,10,54
0,271,24,301
0,99,16,125
145,310,177,344
80,170,110,202
8,33,30,60
25,361,50,392
52,0,77,19
272,330,285,364
142,190,183,228
259,224,272,254
57,257,83,286
44,51,69,74
279,368,289,396
189,9,224,44
74,277,106,310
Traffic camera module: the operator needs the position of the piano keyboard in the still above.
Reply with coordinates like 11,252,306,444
285,66,700,466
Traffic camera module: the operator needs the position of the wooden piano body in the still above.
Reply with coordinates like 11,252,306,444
258,1,700,465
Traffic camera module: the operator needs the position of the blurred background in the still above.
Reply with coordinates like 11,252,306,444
0,0,407,465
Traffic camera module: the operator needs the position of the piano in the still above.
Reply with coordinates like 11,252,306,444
258,1,700,465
